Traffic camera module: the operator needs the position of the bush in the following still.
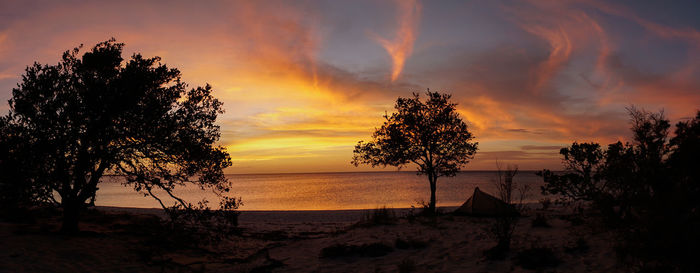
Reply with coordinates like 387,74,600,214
531,213,551,228
488,164,528,253
395,237,429,249
319,244,351,258
163,197,241,246
358,206,396,226
568,216,585,226
565,237,589,253
483,244,509,260
320,242,394,258
397,258,417,273
539,198,552,210
515,246,561,270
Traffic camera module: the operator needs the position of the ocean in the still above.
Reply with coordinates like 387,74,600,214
96,171,546,210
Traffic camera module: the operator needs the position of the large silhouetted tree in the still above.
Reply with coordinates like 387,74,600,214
1,39,235,233
352,91,478,214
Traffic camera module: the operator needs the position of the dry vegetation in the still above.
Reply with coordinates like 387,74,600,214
1,204,621,273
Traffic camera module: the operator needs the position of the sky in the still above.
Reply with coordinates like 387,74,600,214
1,0,699,173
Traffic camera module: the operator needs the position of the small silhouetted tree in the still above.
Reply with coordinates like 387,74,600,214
2,39,236,233
352,91,478,214
538,107,700,271
537,142,607,203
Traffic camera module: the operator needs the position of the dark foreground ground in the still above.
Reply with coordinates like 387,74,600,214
0,205,620,273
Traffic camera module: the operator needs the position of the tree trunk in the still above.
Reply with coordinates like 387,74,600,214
61,198,82,234
429,174,437,214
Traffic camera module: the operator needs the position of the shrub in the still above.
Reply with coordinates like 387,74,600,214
163,197,241,246
488,164,529,253
483,244,509,260
320,242,394,258
397,258,417,273
531,213,551,228
320,243,353,258
539,198,552,210
395,237,429,249
565,237,589,253
515,246,561,270
358,206,396,226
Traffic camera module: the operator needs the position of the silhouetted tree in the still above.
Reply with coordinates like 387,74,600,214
612,108,698,272
1,39,236,233
539,107,700,271
538,142,606,203
0,117,53,216
668,110,700,210
352,91,478,214
664,111,700,272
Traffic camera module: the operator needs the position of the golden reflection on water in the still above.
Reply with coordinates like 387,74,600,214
96,172,545,210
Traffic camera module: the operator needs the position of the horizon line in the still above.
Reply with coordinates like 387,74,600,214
222,169,559,176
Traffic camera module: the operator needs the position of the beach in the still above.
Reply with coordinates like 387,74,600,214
0,205,620,273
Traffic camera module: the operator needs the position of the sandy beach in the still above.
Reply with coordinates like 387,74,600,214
0,204,621,273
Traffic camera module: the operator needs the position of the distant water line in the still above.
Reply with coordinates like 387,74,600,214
96,171,546,210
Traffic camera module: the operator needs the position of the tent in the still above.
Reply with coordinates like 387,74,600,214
453,187,519,216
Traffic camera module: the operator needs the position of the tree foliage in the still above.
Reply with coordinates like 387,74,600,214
538,142,606,202
0,39,237,232
538,107,700,271
0,117,53,215
352,91,478,213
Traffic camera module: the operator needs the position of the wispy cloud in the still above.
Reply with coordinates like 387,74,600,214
371,0,422,82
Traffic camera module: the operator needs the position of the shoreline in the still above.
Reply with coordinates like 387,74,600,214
95,205,461,223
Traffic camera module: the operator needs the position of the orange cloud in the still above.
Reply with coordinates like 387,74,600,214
0,31,7,52
504,2,611,95
372,0,422,82
522,24,572,93
581,12,618,95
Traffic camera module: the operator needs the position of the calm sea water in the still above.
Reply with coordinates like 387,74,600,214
96,171,546,210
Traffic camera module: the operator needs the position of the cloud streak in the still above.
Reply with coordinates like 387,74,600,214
372,0,422,82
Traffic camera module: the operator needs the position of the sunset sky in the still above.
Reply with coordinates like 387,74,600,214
1,0,699,173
